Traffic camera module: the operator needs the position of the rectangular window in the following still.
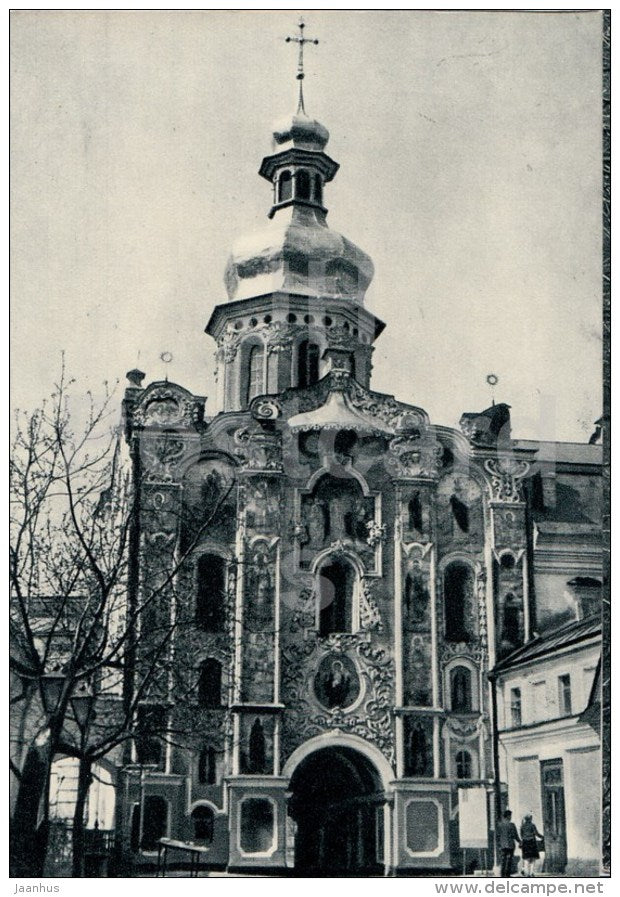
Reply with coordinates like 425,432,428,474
510,687,522,727
558,674,572,716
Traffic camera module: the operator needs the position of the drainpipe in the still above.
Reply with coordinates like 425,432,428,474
522,477,537,639
488,669,502,865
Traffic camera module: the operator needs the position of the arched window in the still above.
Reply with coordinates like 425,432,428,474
297,339,320,388
349,352,357,380
450,666,472,712
313,174,323,205
318,558,355,636
444,562,473,642
408,493,423,531
198,658,222,709
500,552,516,571
198,746,217,785
295,170,311,200
191,806,214,843
455,750,472,780
450,494,470,533
245,344,264,405
502,593,521,646
248,718,267,773
278,171,292,202
196,554,226,632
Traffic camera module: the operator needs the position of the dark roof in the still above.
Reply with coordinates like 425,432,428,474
492,616,601,674
579,657,601,734
512,440,603,466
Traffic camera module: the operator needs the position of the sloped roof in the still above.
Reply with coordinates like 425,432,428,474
493,615,601,673
579,657,601,734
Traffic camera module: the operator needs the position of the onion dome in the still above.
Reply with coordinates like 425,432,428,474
271,112,330,152
224,107,374,305
224,204,374,304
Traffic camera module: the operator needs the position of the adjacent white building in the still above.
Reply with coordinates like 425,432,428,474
493,615,601,876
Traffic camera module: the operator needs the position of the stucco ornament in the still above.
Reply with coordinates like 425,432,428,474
216,325,243,362
233,426,283,472
325,323,359,351
133,385,203,429
443,716,480,739
365,520,387,547
250,397,281,421
476,563,489,649
280,628,395,766
359,580,383,631
485,456,530,503
141,433,186,483
387,435,443,480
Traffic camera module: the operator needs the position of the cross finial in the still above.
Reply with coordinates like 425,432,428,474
285,17,319,114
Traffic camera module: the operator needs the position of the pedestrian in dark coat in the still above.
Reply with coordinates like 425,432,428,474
497,810,522,877
520,814,544,876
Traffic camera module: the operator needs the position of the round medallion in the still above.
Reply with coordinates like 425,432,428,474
314,653,360,710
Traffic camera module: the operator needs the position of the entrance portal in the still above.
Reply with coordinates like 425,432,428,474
288,746,385,875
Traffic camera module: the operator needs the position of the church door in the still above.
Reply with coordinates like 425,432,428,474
540,759,567,873
287,746,385,876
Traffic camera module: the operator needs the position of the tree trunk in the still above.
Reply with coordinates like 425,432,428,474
71,756,93,877
10,745,49,876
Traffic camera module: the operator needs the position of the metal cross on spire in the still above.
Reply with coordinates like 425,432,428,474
285,17,319,114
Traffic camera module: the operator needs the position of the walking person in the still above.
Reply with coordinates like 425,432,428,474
520,814,544,877
497,810,522,877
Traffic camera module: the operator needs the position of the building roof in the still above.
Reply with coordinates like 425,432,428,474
579,657,601,734
512,440,603,466
492,615,601,674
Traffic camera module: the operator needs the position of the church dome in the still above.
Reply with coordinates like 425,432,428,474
224,204,374,304
271,112,329,152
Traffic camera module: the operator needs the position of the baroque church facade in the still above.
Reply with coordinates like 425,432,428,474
117,72,602,875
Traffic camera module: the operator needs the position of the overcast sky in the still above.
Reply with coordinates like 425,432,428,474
11,10,603,441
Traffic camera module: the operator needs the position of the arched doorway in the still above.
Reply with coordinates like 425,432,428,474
287,746,385,875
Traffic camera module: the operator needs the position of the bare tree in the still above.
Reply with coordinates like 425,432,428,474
10,363,234,877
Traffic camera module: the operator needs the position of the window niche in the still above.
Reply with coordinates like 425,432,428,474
248,718,267,773
404,717,434,777
295,169,311,201
133,795,168,851
198,746,217,785
240,715,273,775
300,473,376,566
196,554,227,632
443,562,474,642
500,592,522,650
243,343,265,407
278,170,292,203
407,492,424,534
449,666,473,713
198,658,222,709
297,339,320,388
317,557,355,636
404,565,430,630
455,750,473,780
181,458,236,549
135,705,167,769
191,805,214,843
